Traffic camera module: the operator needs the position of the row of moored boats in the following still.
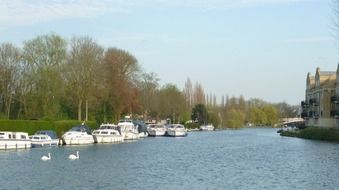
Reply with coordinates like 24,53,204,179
0,119,188,150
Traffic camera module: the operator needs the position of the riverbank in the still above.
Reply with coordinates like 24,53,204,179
280,127,339,142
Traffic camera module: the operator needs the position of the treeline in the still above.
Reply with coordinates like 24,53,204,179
0,33,298,127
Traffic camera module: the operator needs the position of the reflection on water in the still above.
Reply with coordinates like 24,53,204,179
0,128,339,190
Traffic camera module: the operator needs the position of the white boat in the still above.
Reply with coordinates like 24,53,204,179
166,124,188,137
62,124,94,145
29,130,59,148
0,131,31,150
118,119,139,140
147,124,166,137
199,124,215,131
92,123,124,143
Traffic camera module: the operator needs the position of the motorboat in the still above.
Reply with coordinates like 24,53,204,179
0,131,31,150
118,119,139,140
199,124,215,131
147,124,166,137
29,130,59,148
92,123,124,143
166,124,188,137
62,124,94,145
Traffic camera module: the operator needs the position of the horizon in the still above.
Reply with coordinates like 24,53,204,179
1,0,338,105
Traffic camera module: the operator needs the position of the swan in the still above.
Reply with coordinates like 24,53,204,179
41,153,51,161
68,151,79,160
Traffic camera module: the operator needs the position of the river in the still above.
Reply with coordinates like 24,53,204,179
1,128,339,190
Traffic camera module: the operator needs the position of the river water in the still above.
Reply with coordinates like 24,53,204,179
1,128,339,190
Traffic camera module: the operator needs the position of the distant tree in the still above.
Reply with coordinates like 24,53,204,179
138,72,159,120
193,82,205,105
225,108,245,128
183,78,193,109
191,104,208,125
157,84,186,123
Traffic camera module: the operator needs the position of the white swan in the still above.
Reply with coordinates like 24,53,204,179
41,153,51,161
68,151,79,160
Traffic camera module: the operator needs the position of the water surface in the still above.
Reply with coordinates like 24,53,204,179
1,128,339,190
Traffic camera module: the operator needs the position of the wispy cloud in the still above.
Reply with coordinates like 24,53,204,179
0,0,306,29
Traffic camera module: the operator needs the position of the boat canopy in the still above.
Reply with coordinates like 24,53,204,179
35,130,58,139
69,125,92,135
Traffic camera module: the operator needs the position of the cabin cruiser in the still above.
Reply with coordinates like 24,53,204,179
29,130,59,148
0,131,31,150
199,124,215,131
92,123,124,143
62,124,94,145
147,124,167,137
166,124,188,137
118,119,139,140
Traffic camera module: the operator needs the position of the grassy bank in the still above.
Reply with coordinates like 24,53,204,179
280,127,339,142
0,120,98,138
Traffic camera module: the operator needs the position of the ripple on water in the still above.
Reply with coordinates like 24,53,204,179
1,128,339,190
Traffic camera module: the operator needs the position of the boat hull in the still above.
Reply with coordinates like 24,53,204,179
148,130,166,137
166,130,187,137
62,136,94,145
122,132,139,140
31,139,59,148
93,135,124,143
0,140,31,150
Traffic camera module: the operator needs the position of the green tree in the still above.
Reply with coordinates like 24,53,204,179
65,36,103,121
22,33,67,119
225,109,245,128
191,104,208,125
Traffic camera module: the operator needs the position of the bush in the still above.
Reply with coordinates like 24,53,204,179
281,127,339,142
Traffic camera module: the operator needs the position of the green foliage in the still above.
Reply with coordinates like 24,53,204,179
297,127,339,141
281,127,339,142
191,104,208,124
207,111,220,128
225,109,245,128
0,120,55,135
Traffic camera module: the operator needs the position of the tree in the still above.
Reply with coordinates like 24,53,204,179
138,72,159,120
157,84,186,123
102,47,140,121
191,104,208,124
193,82,205,105
225,109,245,128
0,43,21,119
22,33,67,119
66,36,103,121
183,78,193,110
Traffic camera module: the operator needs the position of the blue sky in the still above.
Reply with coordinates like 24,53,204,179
0,0,338,105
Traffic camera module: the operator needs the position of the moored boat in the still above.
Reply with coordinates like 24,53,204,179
166,124,187,137
0,131,31,150
62,124,94,145
29,130,59,148
199,124,215,131
147,124,167,137
92,123,124,143
118,119,140,140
